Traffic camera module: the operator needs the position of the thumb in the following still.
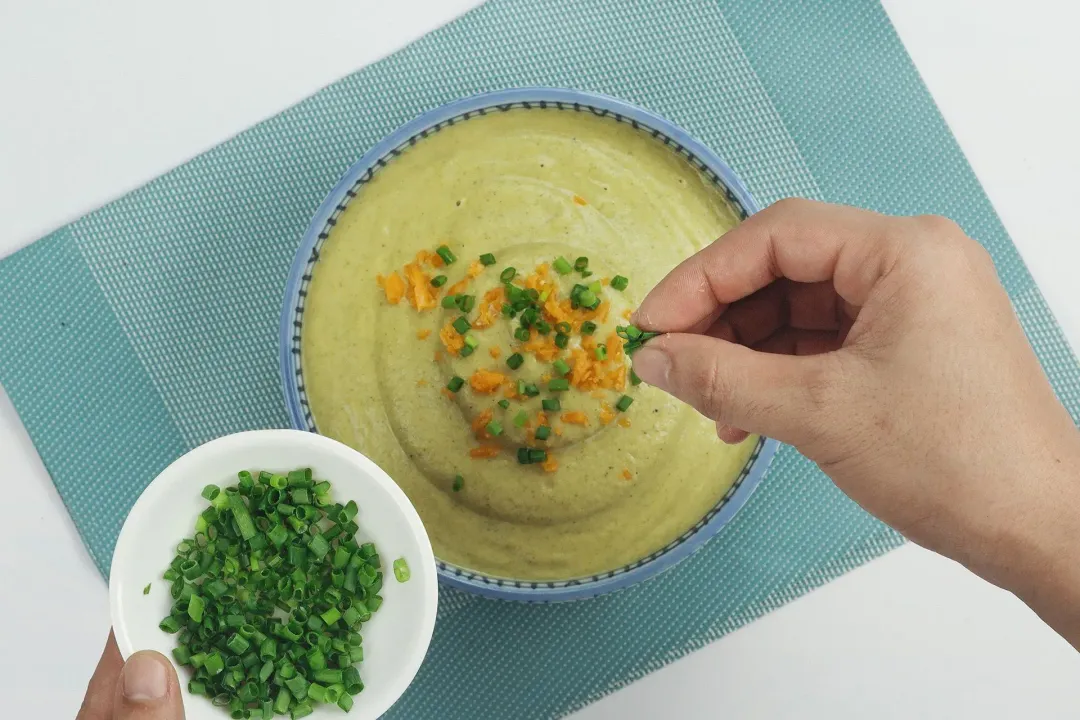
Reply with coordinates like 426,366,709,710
631,333,836,445
112,651,185,720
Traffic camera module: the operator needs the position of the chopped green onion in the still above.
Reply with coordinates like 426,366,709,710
393,558,411,583
548,378,570,392
459,345,474,357
500,267,517,283
160,470,385,716
574,256,589,272
588,281,602,294
455,294,476,313
616,395,634,411
452,475,464,493
479,253,497,266
201,484,220,501
464,334,479,349
516,447,531,464
535,426,551,441
554,321,572,334
528,449,547,464
143,583,151,595
534,320,551,335
578,289,598,309
523,383,540,397
514,327,531,342
552,359,571,376
441,294,459,309
630,369,643,385
498,399,510,410
553,256,573,275
452,316,471,335
581,321,598,335
513,410,528,427
554,333,569,349
486,420,504,436
541,398,561,412
188,594,205,623
610,275,629,291
431,275,448,288
436,245,457,264
447,375,465,393
506,353,524,370
595,344,608,361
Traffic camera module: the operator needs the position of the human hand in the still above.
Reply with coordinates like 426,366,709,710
632,199,1080,640
77,631,185,720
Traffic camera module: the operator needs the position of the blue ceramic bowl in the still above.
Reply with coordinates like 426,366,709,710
280,88,779,602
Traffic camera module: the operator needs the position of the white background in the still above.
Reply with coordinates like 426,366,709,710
1,1,1078,717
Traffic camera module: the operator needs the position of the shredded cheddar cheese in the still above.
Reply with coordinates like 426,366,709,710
469,369,507,393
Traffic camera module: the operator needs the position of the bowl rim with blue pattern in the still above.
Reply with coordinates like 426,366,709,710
280,87,779,602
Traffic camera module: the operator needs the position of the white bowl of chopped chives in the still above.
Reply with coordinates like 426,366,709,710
109,429,438,720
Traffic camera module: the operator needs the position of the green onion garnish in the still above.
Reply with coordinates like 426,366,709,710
441,294,459,309
577,289,599,309
588,281,602,294
452,475,464,492
464,334,479,349
548,378,570,392
616,395,634,411
553,256,573,275
201,484,220,501
535,426,551,441
528,449,547,464
555,321,572,334
618,324,661,354
517,447,531,464
541,398,561,412
513,410,528,427
455,294,476,313
534,320,551,335
500,267,517,283
595,344,607,361
447,376,465,392
554,333,570,349
431,275,448,288
552,359,571,376
452,316,471,335
479,253,497,266
574,256,589,272
459,345,475,357
506,353,525,370
436,245,456,264
581,321,598,335
523,383,540,397
393,558,411,583
581,269,594,278
514,327,531,342
143,583,152,595
158,469,383,717
498,399,511,409
610,275,629,291
486,420,504,436
630,369,643,386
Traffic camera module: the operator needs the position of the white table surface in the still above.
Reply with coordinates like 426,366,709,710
2,1,1078,717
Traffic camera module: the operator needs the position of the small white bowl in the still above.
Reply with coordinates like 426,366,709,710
109,429,438,720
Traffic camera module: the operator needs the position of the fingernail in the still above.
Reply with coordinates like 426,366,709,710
632,347,671,389
123,652,169,701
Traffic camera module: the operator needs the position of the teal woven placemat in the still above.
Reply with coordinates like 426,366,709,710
2,1,1078,717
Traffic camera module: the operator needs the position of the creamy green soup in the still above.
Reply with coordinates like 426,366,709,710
302,108,756,580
